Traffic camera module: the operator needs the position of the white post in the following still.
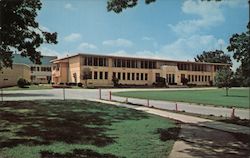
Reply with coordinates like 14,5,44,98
63,88,65,100
99,88,101,100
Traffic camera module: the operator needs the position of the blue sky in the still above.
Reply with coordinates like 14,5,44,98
37,0,249,69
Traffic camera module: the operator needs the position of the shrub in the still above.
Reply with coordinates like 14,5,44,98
17,78,28,88
78,83,83,87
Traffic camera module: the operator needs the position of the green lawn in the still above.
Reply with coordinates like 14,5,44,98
113,88,249,109
4,85,52,91
0,100,178,158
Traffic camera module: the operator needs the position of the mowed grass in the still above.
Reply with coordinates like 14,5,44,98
114,88,249,109
0,100,178,158
4,85,52,91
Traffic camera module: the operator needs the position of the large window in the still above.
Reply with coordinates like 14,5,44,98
84,56,107,66
155,73,160,82
88,57,93,66
99,72,103,79
94,58,98,66
94,71,98,79
141,73,144,80
122,72,126,80
132,73,135,80
118,72,121,80
145,73,148,80
136,73,139,80
105,72,108,80
127,73,130,80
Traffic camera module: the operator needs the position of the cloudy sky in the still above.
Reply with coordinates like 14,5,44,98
37,0,248,69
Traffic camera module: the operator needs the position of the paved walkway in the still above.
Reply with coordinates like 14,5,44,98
95,99,250,135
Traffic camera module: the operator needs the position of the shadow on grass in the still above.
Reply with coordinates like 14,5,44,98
222,95,248,98
177,124,250,158
156,126,181,142
0,100,148,149
41,149,120,158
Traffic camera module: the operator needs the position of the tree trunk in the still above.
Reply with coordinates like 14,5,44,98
85,79,88,87
226,87,229,96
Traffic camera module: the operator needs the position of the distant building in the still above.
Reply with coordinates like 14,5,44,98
0,64,31,88
51,53,228,87
0,54,57,88
13,54,57,84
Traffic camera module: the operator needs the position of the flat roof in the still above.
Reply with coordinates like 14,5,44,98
13,54,57,65
51,53,229,66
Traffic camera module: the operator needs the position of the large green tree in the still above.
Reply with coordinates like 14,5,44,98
0,0,57,70
215,67,233,96
227,22,250,86
107,0,221,13
107,0,156,13
194,50,232,65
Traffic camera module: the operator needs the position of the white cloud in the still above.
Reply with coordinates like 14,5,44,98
108,50,162,60
142,36,154,41
160,35,227,61
64,3,74,10
40,25,50,32
64,33,81,42
38,47,69,58
169,0,224,36
77,42,97,50
102,38,133,47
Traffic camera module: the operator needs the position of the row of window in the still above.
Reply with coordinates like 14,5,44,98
31,66,51,72
187,75,211,82
178,63,210,72
113,72,148,81
82,56,157,69
30,75,51,81
83,57,108,67
112,58,156,69
89,71,149,81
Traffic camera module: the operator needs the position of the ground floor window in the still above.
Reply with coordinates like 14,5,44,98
127,73,130,80
122,72,126,80
94,71,98,79
136,73,139,80
132,73,135,80
141,73,144,80
99,72,103,79
105,72,108,80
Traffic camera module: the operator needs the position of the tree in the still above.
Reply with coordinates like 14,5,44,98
107,0,221,13
215,67,233,96
107,0,156,13
112,75,119,87
227,22,250,86
194,50,232,65
73,73,77,83
82,67,92,87
0,0,57,70
231,65,249,87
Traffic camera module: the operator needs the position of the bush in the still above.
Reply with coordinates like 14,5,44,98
77,83,83,87
17,78,28,88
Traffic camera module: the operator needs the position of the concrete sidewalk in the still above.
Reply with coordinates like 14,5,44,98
100,89,250,120
93,99,250,135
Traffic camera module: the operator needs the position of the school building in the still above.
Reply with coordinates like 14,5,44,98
51,53,228,87
0,54,57,87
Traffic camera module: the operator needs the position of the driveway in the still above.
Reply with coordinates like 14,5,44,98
1,88,249,119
